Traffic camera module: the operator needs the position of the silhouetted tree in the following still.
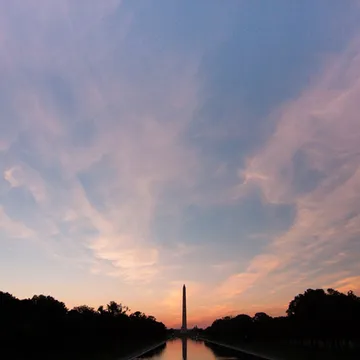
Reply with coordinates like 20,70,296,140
72,305,96,315
0,290,166,358
204,288,360,353
97,305,105,314
131,310,147,319
107,300,129,316
253,312,272,323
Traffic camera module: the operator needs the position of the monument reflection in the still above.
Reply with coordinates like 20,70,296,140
182,337,187,360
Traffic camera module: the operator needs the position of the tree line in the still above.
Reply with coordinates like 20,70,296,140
0,290,166,358
204,288,360,351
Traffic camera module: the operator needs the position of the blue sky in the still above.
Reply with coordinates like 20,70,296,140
1,0,360,327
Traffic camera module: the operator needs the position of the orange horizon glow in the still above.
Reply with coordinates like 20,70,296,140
1,2,360,330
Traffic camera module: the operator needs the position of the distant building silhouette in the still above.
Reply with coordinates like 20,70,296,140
181,284,187,333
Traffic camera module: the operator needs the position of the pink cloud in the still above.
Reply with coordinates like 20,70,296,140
0,206,35,239
328,276,360,294
2,1,360,329
217,254,279,299
233,38,360,304
0,0,203,297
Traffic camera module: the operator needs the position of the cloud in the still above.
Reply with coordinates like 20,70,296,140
0,206,35,239
0,0,203,287
89,239,160,282
236,37,360,299
217,254,279,298
328,276,360,293
3,167,19,187
212,261,237,273
3,165,47,204
1,1,360,327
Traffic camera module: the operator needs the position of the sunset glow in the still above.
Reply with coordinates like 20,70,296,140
1,1,360,328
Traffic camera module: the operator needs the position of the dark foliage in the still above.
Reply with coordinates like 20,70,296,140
204,288,360,351
0,290,166,358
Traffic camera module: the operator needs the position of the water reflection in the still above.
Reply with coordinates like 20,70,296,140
139,342,167,358
139,338,265,359
204,341,262,359
182,337,187,360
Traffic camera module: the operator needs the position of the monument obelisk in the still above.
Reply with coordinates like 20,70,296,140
181,284,187,333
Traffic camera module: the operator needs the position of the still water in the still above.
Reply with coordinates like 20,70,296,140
138,338,264,360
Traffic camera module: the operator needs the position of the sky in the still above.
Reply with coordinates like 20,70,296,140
1,0,360,328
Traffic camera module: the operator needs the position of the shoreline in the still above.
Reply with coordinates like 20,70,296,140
201,338,280,360
119,339,167,360
201,338,360,360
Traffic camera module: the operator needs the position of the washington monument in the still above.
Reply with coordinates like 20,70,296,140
181,284,187,333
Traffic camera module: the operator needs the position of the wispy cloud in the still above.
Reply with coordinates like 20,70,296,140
1,1,360,327
328,276,360,293
3,165,47,203
0,206,35,239
235,37,360,302
0,0,202,283
218,255,279,298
